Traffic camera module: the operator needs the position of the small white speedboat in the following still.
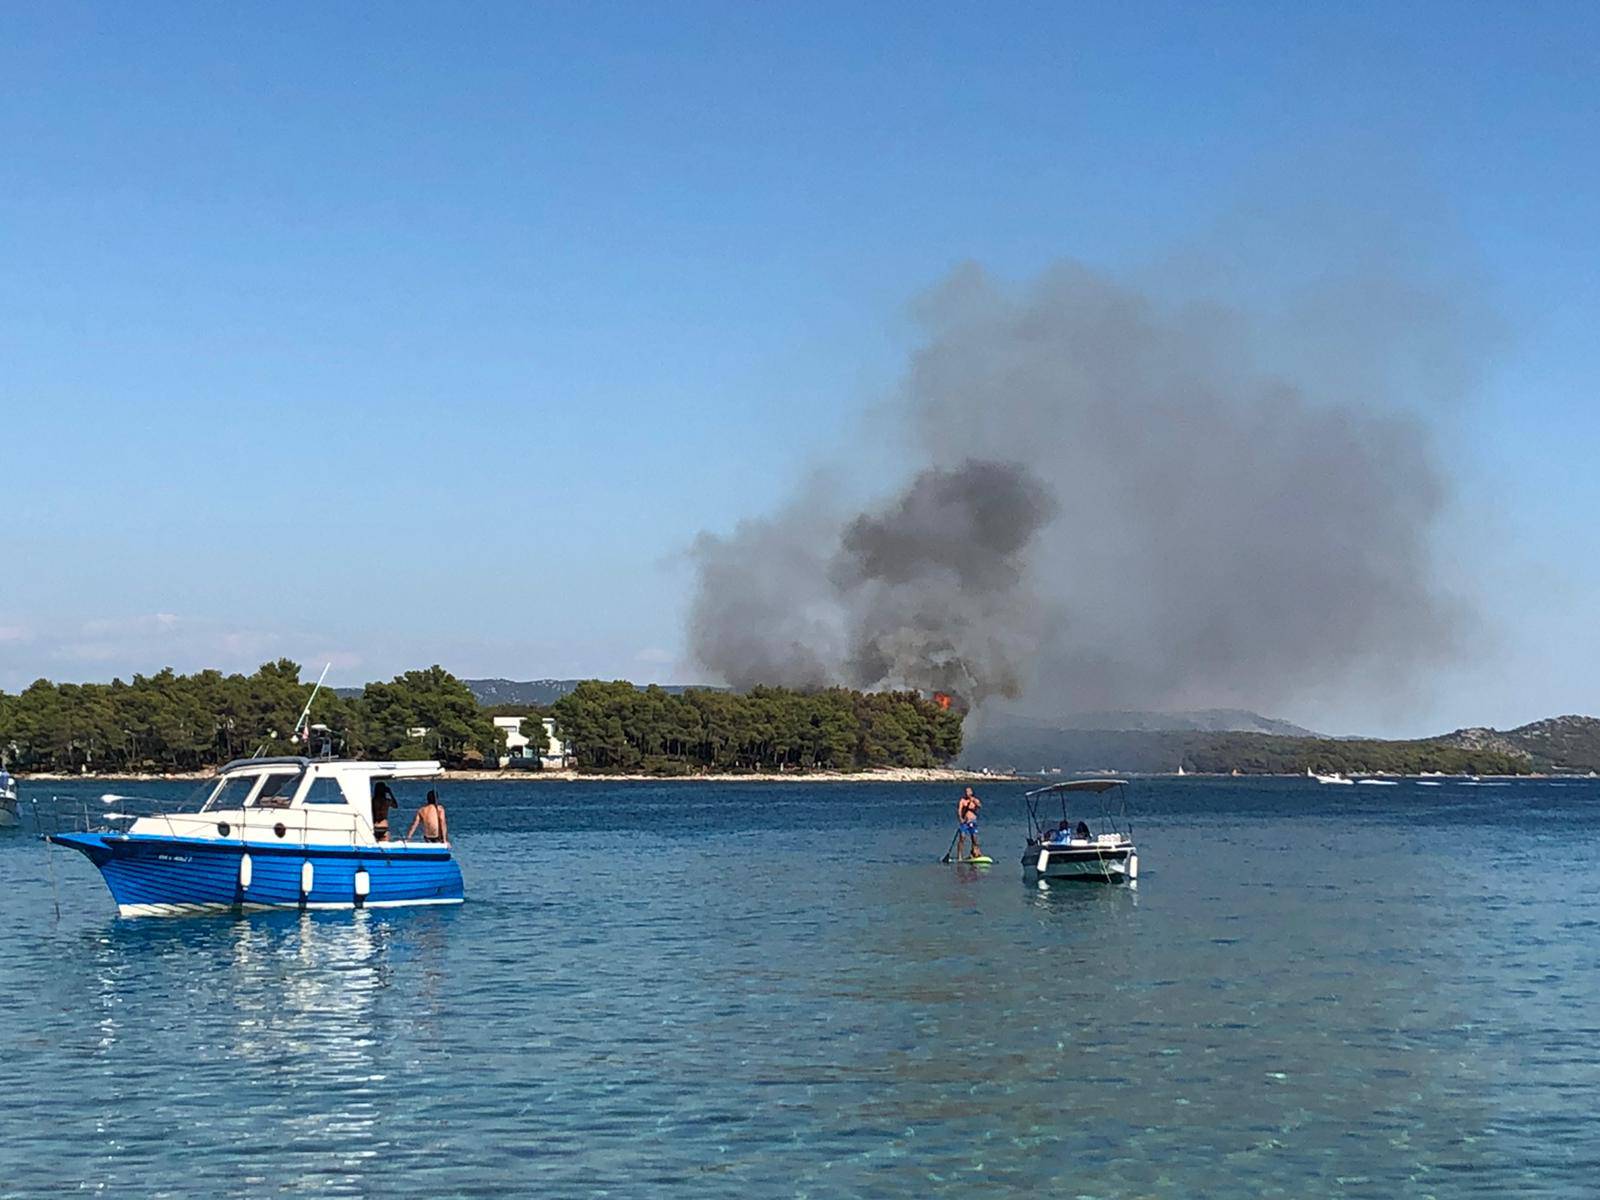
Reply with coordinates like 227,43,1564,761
1307,768,1354,785
0,769,18,829
1022,779,1138,885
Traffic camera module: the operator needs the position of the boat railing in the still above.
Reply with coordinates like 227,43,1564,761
21,792,199,840
22,792,439,854
22,794,117,838
23,800,438,857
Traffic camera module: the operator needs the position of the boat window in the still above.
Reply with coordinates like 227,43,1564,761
202,775,257,812
250,771,304,808
302,777,347,805
180,778,219,810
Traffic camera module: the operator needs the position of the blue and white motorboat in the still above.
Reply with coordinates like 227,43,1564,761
0,769,18,829
1022,778,1139,885
49,756,463,917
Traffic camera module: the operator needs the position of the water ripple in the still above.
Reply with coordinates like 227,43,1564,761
2,777,1597,1196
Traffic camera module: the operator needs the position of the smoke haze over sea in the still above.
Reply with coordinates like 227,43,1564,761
687,257,1485,723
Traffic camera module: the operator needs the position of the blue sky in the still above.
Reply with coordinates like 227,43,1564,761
2,2,1596,735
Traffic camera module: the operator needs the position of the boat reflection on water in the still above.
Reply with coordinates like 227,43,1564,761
78,905,457,1185
1026,875,1140,914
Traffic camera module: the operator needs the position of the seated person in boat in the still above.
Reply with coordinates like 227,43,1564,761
407,789,448,843
1047,820,1093,846
371,781,399,841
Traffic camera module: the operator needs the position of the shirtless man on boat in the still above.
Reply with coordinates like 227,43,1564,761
406,790,449,843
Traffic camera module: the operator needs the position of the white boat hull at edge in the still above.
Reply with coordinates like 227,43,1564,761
1022,843,1138,884
117,896,465,919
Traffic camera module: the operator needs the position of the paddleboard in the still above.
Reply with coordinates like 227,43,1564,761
954,855,993,865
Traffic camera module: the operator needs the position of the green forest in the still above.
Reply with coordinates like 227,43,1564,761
0,663,965,776
0,661,500,773
542,680,964,774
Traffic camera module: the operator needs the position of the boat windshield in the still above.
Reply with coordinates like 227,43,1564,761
249,770,304,808
201,775,257,812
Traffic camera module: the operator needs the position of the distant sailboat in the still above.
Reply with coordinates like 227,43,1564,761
1176,763,1186,776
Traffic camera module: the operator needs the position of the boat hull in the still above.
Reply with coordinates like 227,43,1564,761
1022,843,1137,884
49,832,463,917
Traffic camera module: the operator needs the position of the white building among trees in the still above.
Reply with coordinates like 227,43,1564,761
493,716,571,770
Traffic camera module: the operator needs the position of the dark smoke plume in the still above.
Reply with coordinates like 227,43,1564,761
832,459,1056,702
688,260,1471,719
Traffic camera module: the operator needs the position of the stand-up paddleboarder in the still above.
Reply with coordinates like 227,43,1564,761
954,786,983,861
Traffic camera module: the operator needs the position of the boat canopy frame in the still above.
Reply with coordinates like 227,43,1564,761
191,757,446,817
1023,778,1131,843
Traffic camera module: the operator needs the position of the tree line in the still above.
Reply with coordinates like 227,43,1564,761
0,664,965,775
0,660,501,773
541,680,963,774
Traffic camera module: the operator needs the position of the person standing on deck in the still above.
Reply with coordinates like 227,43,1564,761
407,789,449,843
371,781,399,842
954,786,983,860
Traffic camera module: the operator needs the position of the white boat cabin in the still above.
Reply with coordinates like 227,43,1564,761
126,756,446,847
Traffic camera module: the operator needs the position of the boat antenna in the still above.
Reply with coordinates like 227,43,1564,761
291,663,333,747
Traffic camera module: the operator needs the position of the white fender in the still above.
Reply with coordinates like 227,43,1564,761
238,853,253,890
300,860,314,897
1036,847,1050,874
354,868,371,901
1127,852,1139,882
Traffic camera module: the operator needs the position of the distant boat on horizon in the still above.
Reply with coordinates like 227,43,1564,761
1308,767,1354,785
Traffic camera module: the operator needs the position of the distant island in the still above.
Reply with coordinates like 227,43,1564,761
961,710,1600,776
4,663,1594,779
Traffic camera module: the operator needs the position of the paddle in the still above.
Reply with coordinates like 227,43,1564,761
939,828,960,863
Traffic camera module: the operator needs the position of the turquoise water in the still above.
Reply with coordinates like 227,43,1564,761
3,776,1597,1197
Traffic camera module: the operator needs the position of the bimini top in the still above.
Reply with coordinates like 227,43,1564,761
218,756,442,778
1024,778,1128,797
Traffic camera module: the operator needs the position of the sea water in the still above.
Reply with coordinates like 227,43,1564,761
1,776,1596,1198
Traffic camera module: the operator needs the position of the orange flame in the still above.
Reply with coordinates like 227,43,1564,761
933,692,953,710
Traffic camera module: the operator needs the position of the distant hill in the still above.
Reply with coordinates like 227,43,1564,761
960,707,1545,776
1438,715,1600,773
465,678,720,708
1046,708,1319,737
963,707,1320,770
465,678,583,707
961,728,1532,776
